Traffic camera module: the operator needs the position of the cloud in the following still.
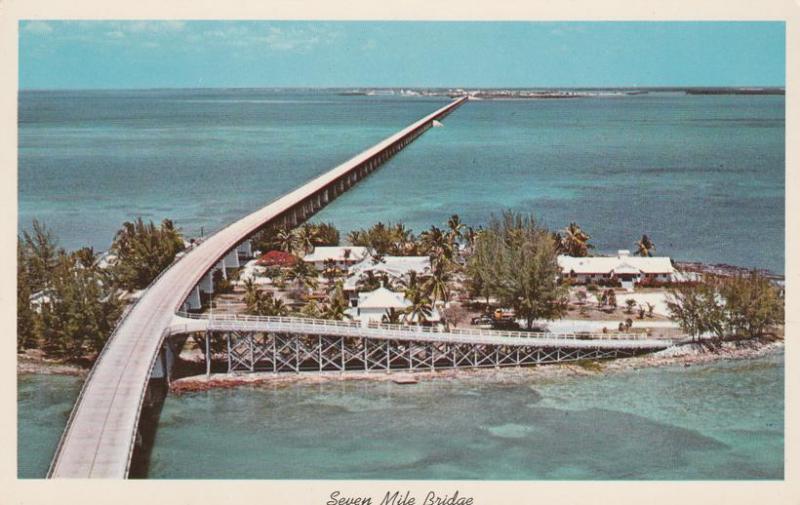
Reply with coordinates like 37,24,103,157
254,25,340,52
22,21,341,55
126,20,186,33
23,21,53,35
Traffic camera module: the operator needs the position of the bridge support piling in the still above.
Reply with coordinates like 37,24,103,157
205,332,211,378
226,333,231,374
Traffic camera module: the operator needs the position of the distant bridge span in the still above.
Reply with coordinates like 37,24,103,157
48,97,467,479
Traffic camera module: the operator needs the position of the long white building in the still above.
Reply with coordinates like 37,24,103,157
557,250,674,290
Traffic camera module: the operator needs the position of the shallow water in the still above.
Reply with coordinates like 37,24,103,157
19,90,784,273
17,354,783,479
142,353,782,480
17,374,82,479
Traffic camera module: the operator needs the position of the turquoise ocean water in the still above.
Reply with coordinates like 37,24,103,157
19,353,783,479
19,89,784,273
17,89,784,478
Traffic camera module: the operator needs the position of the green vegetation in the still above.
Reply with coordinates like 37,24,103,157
111,218,185,290
555,222,593,257
466,211,568,330
666,272,784,342
347,222,417,256
18,220,123,360
284,260,319,294
635,234,656,257
243,278,289,316
252,222,340,255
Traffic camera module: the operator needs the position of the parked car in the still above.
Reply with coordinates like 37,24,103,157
492,319,521,331
471,315,494,328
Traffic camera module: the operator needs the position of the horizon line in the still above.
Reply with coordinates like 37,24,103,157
18,84,787,92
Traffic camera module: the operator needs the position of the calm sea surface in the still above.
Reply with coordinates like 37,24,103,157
19,353,784,479
17,89,784,479
19,89,784,273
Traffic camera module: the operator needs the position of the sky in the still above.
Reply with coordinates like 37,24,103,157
18,21,785,89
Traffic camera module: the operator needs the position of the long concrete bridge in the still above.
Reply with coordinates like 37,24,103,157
48,97,467,479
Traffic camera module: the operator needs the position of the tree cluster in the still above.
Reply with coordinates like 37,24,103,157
665,273,784,341
466,211,568,329
110,218,185,290
252,222,340,255
18,220,122,359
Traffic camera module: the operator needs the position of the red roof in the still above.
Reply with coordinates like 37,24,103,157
256,250,298,267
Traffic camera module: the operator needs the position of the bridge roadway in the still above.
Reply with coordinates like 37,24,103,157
49,97,468,479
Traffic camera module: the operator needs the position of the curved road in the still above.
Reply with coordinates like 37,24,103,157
49,97,467,478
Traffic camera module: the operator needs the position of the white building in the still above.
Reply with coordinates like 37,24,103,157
557,250,674,291
345,286,441,325
29,290,52,313
344,255,431,291
302,246,369,271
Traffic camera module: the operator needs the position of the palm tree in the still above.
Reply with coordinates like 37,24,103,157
398,270,420,299
382,308,403,324
295,224,318,255
424,261,452,329
419,225,453,264
321,299,351,321
284,260,319,294
243,278,260,308
274,227,299,255
391,223,416,255
322,258,339,285
636,234,656,257
447,214,466,246
559,222,593,257
269,297,289,317
243,278,278,316
299,299,323,318
346,230,367,247
463,226,478,254
356,270,383,292
404,288,433,325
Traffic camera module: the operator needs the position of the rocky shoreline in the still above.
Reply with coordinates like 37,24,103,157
17,351,88,377
168,337,784,394
16,337,783,391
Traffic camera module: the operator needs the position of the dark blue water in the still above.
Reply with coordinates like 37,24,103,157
19,90,784,273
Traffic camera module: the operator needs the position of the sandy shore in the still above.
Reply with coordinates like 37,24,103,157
168,337,784,394
17,351,88,377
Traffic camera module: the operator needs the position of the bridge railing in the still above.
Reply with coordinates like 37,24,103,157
174,311,665,343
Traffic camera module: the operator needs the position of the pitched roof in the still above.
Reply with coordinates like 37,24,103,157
303,246,369,263
558,254,674,275
349,255,431,277
255,250,298,267
357,287,411,309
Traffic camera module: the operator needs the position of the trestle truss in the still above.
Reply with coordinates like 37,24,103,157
212,331,642,374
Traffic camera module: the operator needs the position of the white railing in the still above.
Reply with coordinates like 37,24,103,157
173,312,671,348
